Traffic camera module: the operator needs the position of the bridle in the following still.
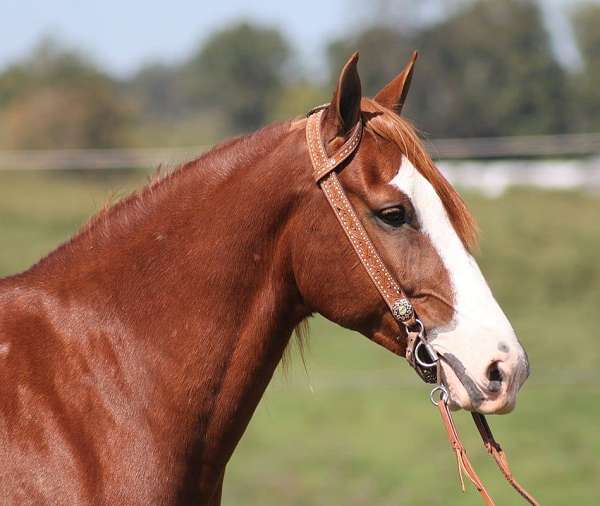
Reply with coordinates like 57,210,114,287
305,106,540,506
306,106,438,382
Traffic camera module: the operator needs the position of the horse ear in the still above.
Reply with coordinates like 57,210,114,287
324,52,362,137
374,51,418,114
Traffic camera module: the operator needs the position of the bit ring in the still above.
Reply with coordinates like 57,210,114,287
430,385,449,406
405,318,424,338
414,340,438,369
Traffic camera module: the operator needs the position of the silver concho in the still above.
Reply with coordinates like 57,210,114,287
391,298,414,323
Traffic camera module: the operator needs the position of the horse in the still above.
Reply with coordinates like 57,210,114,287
0,52,530,505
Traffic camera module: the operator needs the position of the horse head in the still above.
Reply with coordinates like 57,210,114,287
292,53,530,414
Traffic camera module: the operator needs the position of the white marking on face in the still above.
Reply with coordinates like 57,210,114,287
390,157,528,412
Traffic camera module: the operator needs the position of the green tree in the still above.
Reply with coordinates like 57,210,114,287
571,2,600,131
0,37,131,148
128,62,181,119
180,22,291,132
413,0,568,137
268,81,329,122
327,0,568,138
327,27,413,96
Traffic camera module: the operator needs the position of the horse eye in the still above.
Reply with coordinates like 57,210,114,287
378,206,407,227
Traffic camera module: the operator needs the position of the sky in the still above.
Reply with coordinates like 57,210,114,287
1,0,592,77
3,0,350,77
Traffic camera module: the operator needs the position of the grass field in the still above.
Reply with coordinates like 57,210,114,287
1,170,599,505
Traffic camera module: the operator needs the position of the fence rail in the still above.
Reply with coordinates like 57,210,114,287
1,132,600,171
425,132,600,159
0,147,205,171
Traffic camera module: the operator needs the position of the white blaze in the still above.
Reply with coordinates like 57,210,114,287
390,157,526,412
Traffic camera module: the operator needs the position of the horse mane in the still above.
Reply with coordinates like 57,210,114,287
30,100,476,271
82,122,289,234
361,98,479,252
29,122,291,271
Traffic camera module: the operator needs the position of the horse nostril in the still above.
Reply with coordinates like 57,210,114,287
486,361,503,384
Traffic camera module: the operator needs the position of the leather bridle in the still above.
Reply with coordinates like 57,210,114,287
305,106,540,506
306,106,437,382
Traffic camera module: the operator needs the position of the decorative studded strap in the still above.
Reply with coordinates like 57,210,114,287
306,108,417,333
306,108,364,182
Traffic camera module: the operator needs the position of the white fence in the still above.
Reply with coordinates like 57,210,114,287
426,132,600,159
440,157,600,196
0,147,204,171
2,133,600,194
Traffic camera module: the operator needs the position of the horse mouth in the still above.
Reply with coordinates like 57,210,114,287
438,356,516,414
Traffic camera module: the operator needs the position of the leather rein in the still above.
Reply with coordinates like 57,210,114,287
305,106,540,506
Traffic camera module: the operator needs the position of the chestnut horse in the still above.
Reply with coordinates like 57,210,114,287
0,54,530,504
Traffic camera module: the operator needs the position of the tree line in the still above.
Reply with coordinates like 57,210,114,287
0,0,599,150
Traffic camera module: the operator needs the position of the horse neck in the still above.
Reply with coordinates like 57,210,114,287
27,122,311,493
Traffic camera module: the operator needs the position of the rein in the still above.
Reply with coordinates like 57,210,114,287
305,106,540,506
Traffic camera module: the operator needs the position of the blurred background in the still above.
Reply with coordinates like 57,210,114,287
1,0,599,504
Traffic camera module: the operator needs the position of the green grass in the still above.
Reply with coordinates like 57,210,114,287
1,171,599,505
